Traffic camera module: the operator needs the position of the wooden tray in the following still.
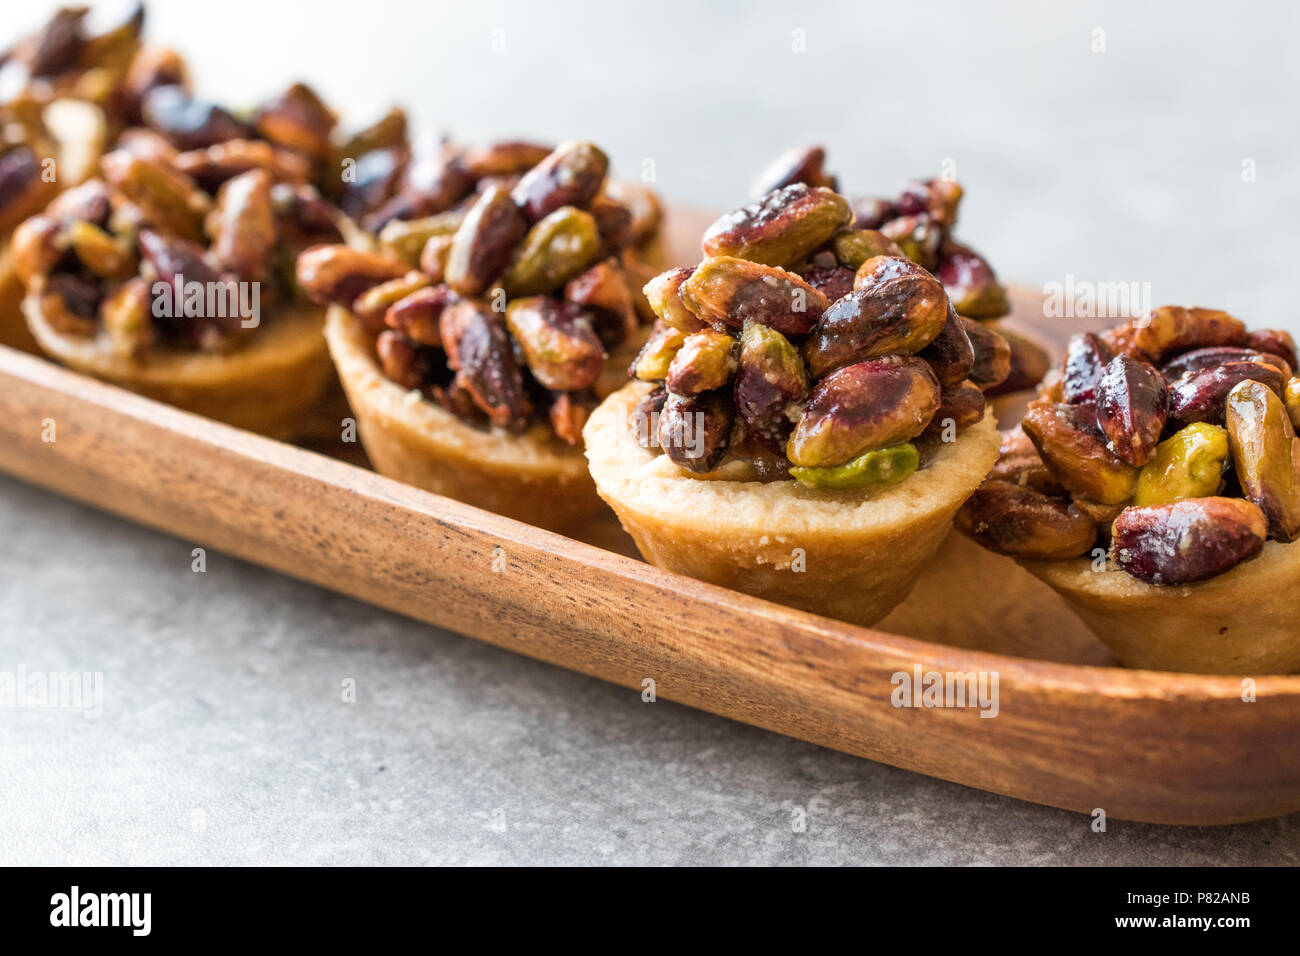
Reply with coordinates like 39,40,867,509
1,210,1296,827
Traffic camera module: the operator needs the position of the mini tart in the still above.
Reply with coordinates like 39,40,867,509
326,305,646,530
1020,544,1300,674
25,289,332,439
585,380,1001,626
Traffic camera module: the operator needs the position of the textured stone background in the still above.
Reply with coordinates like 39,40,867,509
2,0,1297,864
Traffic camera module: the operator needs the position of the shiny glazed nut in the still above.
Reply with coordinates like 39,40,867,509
642,266,704,333
548,390,597,446
934,240,1009,319
142,86,248,151
1094,354,1168,466
207,169,276,281
657,390,735,473
1166,361,1285,430
1112,497,1267,585
700,183,852,267
384,284,453,346
789,443,919,490
989,426,1062,494
1225,380,1300,542
832,229,903,270
787,356,940,467
174,139,312,193
983,328,1052,397
66,220,135,280
1246,328,1298,371
351,271,432,332
564,260,637,346
510,141,608,223
100,277,153,357
1062,331,1116,404
961,316,1012,390
916,306,975,386
1022,401,1139,505
254,83,337,159
955,480,1097,559
295,244,408,307
1160,345,1292,382
9,215,66,286
666,329,737,396
879,214,940,270
418,234,453,283
1133,423,1229,507
460,141,552,181
680,256,827,337
440,300,532,430
102,150,211,242
803,256,947,377
376,211,464,266
376,330,434,390
1286,378,1300,430
444,183,529,297
501,206,600,297
631,321,685,381
504,297,605,391
925,380,986,435
750,145,837,198
733,321,808,450
1131,305,1247,361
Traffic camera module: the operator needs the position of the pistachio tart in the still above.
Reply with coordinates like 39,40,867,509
585,184,1005,626
958,306,1300,673
301,140,664,530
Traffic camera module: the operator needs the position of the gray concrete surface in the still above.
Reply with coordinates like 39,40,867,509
3,0,1298,865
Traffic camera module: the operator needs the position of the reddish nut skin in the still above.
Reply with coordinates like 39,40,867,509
1132,305,1248,362
1166,361,1286,430
701,183,852,267
1161,345,1292,382
787,356,940,467
548,389,596,446
1094,354,1168,466
803,256,948,378
733,323,808,451
631,386,668,449
503,297,606,392
1112,497,1267,585
924,379,986,437
1061,331,1115,404
798,263,856,304
1022,401,1139,505
296,244,409,307
444,184,529,296
917,306,975,386
934,240,1009,319
962,317,1013,390
955,480,1097,559
385,285,456,346
510,141,609,224
665,329,737,396
439,300,533,430
989,426,1064,494
375,330,434,390
750,145,837,198
657,389,735,473
1247,328,1298,372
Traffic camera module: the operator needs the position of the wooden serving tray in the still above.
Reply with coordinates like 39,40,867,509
2,210,1297,826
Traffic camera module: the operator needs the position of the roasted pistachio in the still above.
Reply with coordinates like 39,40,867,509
207,169,276,281
66,220,134,280
831,229,903,270
376,210,463,266
101,149,211,242
879,214,940,270
100,277,152,357
601,180,662,246
444,183,529,297
564,260,637,346
790,443,918,490
1133,423,1229,507
955,480,1097,559
9,215,66,286
295,244,409,307
419,234,453,283
666,329,737,396
917,306,975,386
376,329,434,390
701,183,852,267
1225,379,1300,542
924,380,986,437
631,321,685,381
1286,378,1300,431
1132,305,1248,362
797,261,855,303
1166,361,1285,430
934,241,1009,319
681,256,827,337
254,83,336,160
657,389,735,473
803,256,947,377
548,390,596,446
1246,328,1298,372
1162,345,1293,382
511,141,608,223
897,179,963,229
989,426,1063,494
983,329,1052,398
504,297,605,391
142,86,248,151
351,271,432,332
461,141,552,181
750,145,837,198
733,321,808,450
1061,332,1115,404
787,356,940,467
961,316,1013,390
1022,401,1139,505
501,205,600,297
1112,497,1267,585
440,300,532,430
642,266,704,333
384,284,454,346
1094,354,1168,466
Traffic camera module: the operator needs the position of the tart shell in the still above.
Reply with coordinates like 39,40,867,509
325,305,640,531
24,291,333,439
584,379,1002,627
1021,544,1300,674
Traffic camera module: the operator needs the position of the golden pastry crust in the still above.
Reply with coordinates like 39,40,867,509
585,379,1001,626
25,291,333,439
325,305,644,530
1022,544,1300,674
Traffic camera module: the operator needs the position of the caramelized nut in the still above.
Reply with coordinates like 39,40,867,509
511,141,608,223
384,284,453,346
440,300,533,430
1166,361,1285,430
1112,497,1266,585
1094,354,1168,466
504,296,606,391
681,256,827,337
962,317,1013,390
295,244,408,307
351,271,432,332
642,266,705,333
1134,423,1229,507
1132,305,1247,362
750,145,837,198
1225,380,1300,542
934,241,1009,319
631,321,685,381
701,183,852,268
658,389,735,472
917,306,975,386
1022,401,1139,505
955,480,1097,559
444,183,529,297
666,329,737,395
501,206,600,297
733,321,808,450
207,169,276,281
